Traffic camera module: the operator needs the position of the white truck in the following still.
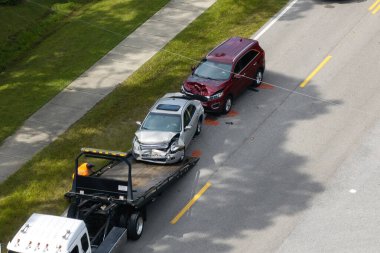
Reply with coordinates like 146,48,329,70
6,213,126,253
6,148,198,253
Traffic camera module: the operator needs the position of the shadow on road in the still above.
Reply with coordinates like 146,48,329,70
277,0,367,21
125,69,342,252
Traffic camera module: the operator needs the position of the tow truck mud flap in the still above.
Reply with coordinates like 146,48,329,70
94,227,127,253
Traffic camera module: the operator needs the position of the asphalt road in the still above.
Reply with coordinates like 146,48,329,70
124,0,380,252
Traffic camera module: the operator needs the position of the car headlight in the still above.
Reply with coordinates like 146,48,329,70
170,139,179,152
133,138,141,152
181,85,188,94
208,90,224,101
170,139,184,153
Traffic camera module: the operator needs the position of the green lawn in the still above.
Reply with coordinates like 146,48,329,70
0,0,288,243
0,0,170,144
0,0,89,71
0,0,54,41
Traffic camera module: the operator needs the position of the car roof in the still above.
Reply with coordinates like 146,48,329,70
206,37,257,64
150,94,190,115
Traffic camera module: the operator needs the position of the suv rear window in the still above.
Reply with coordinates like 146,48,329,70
234,50,259,73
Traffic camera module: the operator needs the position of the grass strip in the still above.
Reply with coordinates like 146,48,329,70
0,0,288,242
0,0,170,144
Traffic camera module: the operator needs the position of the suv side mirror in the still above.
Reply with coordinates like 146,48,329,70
185,125,192,131
136,121,141,126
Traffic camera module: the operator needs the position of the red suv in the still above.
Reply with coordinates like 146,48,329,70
181,37,265,113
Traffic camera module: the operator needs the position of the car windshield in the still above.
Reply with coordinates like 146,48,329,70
193,60,232,80
142,113,182,132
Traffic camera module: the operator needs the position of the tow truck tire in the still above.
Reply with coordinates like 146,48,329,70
127,212,144,240
118,213,128,228
67,203,77,218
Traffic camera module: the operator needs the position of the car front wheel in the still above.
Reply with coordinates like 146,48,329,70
222,96,232,114
179,149,185,162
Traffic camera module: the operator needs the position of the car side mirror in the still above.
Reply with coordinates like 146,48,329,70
136,121,141,126
233,73,241,79
191,66,195,72
185,125,192,131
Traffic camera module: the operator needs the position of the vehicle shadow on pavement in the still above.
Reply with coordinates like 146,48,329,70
316,0,366,3
277,0,366,22
125,69,342,252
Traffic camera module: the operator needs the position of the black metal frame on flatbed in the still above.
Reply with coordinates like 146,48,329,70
68,148,134,203
65,147,198,241
67,148,198,208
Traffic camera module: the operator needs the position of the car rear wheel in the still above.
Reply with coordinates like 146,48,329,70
195,118,202,136
252,69,263,88
222,96,233,114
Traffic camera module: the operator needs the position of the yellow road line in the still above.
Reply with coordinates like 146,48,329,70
372,3,380,14
170,182,212,224
369,0,380,11
299,55,332,88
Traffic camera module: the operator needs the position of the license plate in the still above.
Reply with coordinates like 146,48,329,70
142,150,165,158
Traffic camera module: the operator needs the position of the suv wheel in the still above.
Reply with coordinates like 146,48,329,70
223,96,233,114
252,69,263,88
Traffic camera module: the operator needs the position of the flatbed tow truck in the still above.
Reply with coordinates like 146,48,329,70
7,148,198,253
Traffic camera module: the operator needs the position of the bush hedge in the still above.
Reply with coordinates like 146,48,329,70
0,0,22,5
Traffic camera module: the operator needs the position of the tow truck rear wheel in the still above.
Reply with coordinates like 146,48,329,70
127,212,144,240
67,203,78,218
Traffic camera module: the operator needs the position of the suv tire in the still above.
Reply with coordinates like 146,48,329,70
252,69,263,88
222,96,233,114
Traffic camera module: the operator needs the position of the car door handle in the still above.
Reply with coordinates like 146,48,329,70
253,62,257,66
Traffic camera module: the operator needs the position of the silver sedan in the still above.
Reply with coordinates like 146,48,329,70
132,93,204,164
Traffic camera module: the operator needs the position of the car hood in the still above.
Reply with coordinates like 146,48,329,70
184,75,227,96
135,130,178,145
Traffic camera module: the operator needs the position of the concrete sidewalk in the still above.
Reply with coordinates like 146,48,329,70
0,0,216,183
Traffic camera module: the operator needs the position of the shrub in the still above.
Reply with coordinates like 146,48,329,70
0,0,22,5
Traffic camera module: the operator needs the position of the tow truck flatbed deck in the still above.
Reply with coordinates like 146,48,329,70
67,148,198,208
65,148,199,241
101,157,197,199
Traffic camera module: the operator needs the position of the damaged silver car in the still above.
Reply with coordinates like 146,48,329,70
132,93,204,164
